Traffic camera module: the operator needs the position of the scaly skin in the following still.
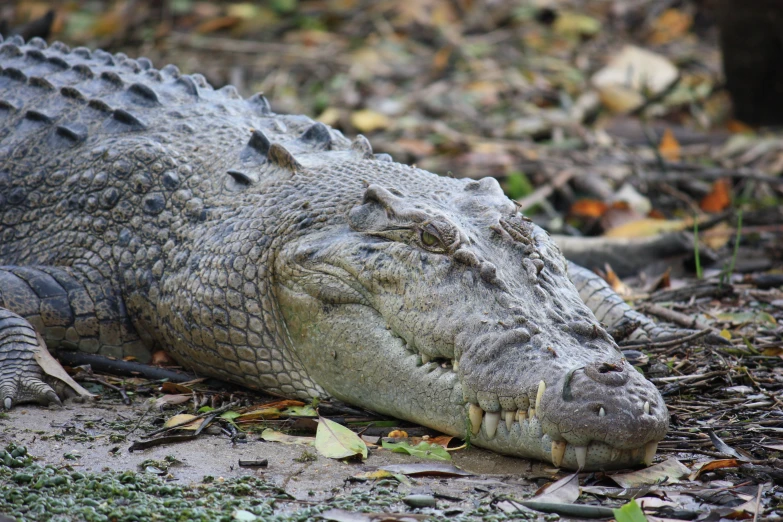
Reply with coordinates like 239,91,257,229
0,34,668,470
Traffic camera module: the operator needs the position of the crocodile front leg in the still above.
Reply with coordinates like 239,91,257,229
0,265,146,408
0,308,61,409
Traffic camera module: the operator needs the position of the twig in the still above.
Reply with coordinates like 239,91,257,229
516,168,577,212
620,328,710,350
143,400,240,438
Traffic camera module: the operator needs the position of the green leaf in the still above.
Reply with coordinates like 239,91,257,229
315,417,368,460
197,406,215,413
381,440,451,461
613,499,648,522
503,171,533,200
282,405,317,417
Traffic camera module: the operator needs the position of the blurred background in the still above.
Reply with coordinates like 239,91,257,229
1,0,781,276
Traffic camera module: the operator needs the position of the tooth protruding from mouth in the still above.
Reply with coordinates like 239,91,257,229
484,411,500,439
610,448,621,461
551,440,567,467
643,441,658,465
452,359,459,372
421,354,431,364
643,401,650,415
469,404,484,435
599,407,605,418
504,410,515,431
528,407,535,419
574,445,587,470
535,380,546,412
517,410,527,423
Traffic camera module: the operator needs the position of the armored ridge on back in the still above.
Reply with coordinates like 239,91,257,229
0,33,670,470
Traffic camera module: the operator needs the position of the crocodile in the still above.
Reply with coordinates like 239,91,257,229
0,34,672,471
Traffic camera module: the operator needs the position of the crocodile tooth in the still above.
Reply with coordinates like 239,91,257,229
528,407,535,419
599,407,605,418
517,410,527,423
535,380,546,412
452,359,459,372
504,410,515,431
610,448,621,461
574,445,587,470
3,398,11,410
644,401,650,415
420,354,431,364
484,411,500,439
551,441,567,467
469,404,484,435
643,441,658,466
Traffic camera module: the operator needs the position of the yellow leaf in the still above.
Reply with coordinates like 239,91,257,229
659,128,681,161
596,85,645,114
317,107,341,127
164,414,203,430
260,429,315,446
553,12,601,38
351,110,389,133
603,218,687,238
315,417,368,460
720,329,732,340
388,430,409,438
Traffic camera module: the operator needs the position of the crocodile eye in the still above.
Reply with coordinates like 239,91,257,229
421,231,438,247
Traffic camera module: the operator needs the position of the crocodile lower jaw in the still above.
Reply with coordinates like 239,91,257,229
463,401,659,470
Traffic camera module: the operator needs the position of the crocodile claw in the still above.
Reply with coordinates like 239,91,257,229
0,310,64,410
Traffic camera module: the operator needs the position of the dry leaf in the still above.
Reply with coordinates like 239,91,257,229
351,110,390,133
164,414,203,430
195,16,241,34
261,428,315,446
570,199,609,218
699,179,732,212
160,381,193,394
33,333,94,400
658,128,681,161
689,459,741,480
649,9,693,45
603,218,687,238
315,417,368,460
611,457,691,487
317,107,341,127
151,350,176,365
388,430,409,438
154,394,191,409
532,473,581,503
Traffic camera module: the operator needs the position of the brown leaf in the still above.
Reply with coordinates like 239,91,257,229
659,128,681,161
532,472,580,503
160,381,193,394
611,457,691,487
689,458,742,480
569,199,608,218
649,9,693,45
194,16,241,34
699,179,732,213
151,350,176,366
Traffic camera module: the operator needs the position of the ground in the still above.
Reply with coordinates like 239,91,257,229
1,0,782,520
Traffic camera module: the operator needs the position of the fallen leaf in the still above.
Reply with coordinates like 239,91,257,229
611,457,691,488
603,218,686,238
612,499,647,522
553,12,601,38
762,443,783,451
317,107,341,126
153,394,191,409
164,414,203,430
351,110,389,133
532,473,580,503
151,350,177,365
33,333,94,400
315,417,368,460
160,382,193,394
387,430,409,438
195,16,241,34
283,405,318,417
717,311,777,325
379,462,471,477
649,9,693,45
689,459,741,481
700,179,732,212
570,199,608,218
260,428,315,446
593,46,679,113
658,128,681,161
381,440,451,461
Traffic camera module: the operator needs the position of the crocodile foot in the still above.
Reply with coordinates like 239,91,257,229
0,309,64,409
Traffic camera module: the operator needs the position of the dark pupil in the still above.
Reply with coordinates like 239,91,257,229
422,231,437,246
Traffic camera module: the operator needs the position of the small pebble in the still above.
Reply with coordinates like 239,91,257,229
402,494,437,508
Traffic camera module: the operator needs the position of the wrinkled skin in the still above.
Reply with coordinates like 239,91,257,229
0,34,667,470
275,178,667,470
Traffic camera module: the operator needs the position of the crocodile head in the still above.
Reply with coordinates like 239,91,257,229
275,173,667,470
